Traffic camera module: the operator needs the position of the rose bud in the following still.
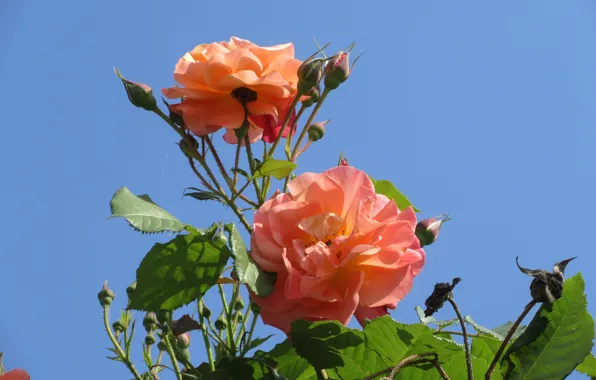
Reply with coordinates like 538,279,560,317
233,296,245,312
114,68,157,111
97,281,115,307
301,85,321,108
324,52,350,90
144,333,157,346
156,310,172,326
516,257,576,303
112,321,125,334
415,214,450,247
250,302,261,316
157,340,167,352
143,312,158,333
126,281,136,298
176,333,191,349
308,122,325,142
214,313,228,331
297,58,324,95
199,302,212,319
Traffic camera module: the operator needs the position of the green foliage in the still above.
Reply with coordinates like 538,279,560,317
109,187,185,233
464,315,505,340
253,158,296,180
183,187,226,204
576,353,596,377
224,223,275,297
501,273,595,379
370,177,420,212
492,321,526,340
128,227,230,311
415,306,459,328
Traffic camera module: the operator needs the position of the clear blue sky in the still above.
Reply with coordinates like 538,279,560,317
1,1,595,379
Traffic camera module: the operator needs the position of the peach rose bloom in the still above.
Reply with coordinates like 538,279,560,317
162,37,302,143
250,166,425,333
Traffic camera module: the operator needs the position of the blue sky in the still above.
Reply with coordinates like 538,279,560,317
1,0,595,379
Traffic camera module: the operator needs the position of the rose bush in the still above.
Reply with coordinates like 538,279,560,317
162,37,302,144
250,166,426,332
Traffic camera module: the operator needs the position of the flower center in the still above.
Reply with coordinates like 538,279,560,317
297,212,347,247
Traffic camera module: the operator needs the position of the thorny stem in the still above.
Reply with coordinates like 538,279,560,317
290,88,330,161
198,301,216,372
102,305,143,380
363,353,450,380
236,301,253,348
188,157,216,192
232,140,242,187
267,94,302,159
162,334,183,380
218,284,237,355
434,330,480,338
285,104,307,159
244,133,264,204
447,296,473,380
485,300,537,380
204,135,235,190
241,307,260,357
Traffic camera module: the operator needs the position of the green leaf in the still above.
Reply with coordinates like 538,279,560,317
129,231,231,311
464,315,505,340
502,273,595,379
109,187,185,233
224,223,275,297
576,353,596,377
183,187,226,204
231,168,250,178
471,337,504,380
244,335,275,353
491,321,526,340
370,178,420,212
260,340,316,380
415,306,459,328
253,158,296,180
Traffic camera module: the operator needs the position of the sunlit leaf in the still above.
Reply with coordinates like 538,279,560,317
253,158,296,180
109,187,184,233
370,178,420,212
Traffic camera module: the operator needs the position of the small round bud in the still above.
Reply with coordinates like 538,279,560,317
308,122,325,142
157,310,172,325
233,297,245,312
176,333,191,349
235,311,244,324
179,137,199,159
297,58,324,95
112,321,125,334
98,281,115,307
324,52,351,91
250,302,261,315
143,312,158,333
126,281,137,298
198,300,212,319
157,341,167,352
301,85,320,108
145,333,157,346
214,313,228,331
177,348,191,364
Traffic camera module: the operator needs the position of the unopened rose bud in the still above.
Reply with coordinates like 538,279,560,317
176,333,191,349
235,311,244,324
233,297,245,312
126,281,136,298
301,85,320,108
112,321,125,334
308,122,325,142
157,341,167,352
324,52,350,90
98,281,115,307
250,302,261,316
145,333,157,346
298,58,324,95
337,154,349,166
199,304,212,319
214,313,228,331
114,68,157,111
177,348,191,364
415,215,450,247
143,312,158,333
178,137,199,159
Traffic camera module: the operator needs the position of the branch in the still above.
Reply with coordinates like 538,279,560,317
485,300,537,379
447,296,473,380
363,353,449,380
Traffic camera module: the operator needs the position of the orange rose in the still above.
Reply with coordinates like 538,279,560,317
162,37,302,143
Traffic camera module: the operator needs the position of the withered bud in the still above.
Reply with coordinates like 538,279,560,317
516,257,576,303
172,314,201,336
423,277,461,317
